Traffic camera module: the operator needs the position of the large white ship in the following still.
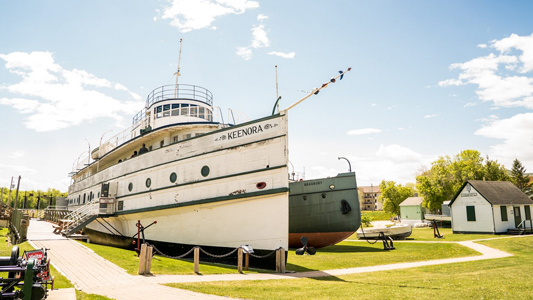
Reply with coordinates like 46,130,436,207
66,83,289,268
64,67,351,269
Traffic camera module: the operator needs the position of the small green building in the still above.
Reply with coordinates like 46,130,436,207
400,197,425,224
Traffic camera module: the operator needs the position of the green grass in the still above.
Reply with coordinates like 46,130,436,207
286,239,477,272
167,236,533,300
79,241,265,275
361,210,394,221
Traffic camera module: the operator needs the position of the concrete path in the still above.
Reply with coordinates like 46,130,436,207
27,220,227,300
27,219,515,299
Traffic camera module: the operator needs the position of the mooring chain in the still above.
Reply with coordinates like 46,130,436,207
148,243,196,259
359,226,379,245
199,246,239,258
249,247,280,258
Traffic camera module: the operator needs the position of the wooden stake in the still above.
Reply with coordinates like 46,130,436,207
138,244,147,275
237,247,243,273
245,253,249,271
145,246,153,274
280,248,286,273
194,247,200,274
275,249,280,273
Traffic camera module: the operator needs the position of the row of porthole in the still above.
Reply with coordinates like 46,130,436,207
127,166,211,192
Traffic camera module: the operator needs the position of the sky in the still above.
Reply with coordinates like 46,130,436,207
1,1,533,193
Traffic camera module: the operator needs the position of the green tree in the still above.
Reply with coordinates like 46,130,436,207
416,150,510,211
510,159,533,198
379,180,415,216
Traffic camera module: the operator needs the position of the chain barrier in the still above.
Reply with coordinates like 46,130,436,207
199,246,239,258
249,247,280,258
147,243,280,260
148,243,196,259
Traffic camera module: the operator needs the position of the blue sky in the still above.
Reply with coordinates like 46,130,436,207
1,1,533,192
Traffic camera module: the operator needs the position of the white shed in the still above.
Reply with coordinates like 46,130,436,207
449,180,533,234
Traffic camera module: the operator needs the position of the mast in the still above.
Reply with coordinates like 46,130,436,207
174,38,183,98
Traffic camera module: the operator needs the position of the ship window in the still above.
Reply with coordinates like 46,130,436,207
83,193,86,204
98,192,100,198
163,104,171,117
128,182,133,192
160,140,164,147
181,104,189,116
173,136,179,143
199,107,205,119
201,165,210,177
155,106,162,119
190,105,198,117
172,104,180,116
207,110,213,122
184,133,191,140
145,178,151,188
170,172,177,183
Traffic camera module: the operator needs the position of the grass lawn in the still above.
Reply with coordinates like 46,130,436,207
167,236,533,300
286,239,477,272
79,240,266,275
361,210,394,221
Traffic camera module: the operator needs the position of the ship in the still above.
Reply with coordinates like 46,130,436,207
289,172,360,248
63,66,352,269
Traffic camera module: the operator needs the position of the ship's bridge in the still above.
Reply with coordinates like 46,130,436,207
132,84,215,133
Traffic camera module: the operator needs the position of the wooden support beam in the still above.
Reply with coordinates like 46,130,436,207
138,244,147,275
237,247,243,273
194,247,200,274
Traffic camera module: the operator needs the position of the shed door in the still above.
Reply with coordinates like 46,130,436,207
514,206,522,228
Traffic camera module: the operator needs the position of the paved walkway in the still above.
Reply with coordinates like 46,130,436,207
27,219,515,300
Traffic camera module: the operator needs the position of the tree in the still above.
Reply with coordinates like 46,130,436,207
416,149,510,211
510,159,533,198
379,180,415,216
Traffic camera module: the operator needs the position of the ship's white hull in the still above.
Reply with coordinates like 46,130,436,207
68,113,290,256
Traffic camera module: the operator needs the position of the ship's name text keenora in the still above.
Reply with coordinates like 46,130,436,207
304,181,322,186
228,125,264,139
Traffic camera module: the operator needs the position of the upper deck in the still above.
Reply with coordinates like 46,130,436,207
132,84,214,124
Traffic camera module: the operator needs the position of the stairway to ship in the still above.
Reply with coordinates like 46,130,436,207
60,199,100,237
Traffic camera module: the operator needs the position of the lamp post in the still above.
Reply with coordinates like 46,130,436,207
337,157,352,172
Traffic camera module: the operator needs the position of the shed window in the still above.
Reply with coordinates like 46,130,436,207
466,206,476,222
526,206,531,221
500,206,508,222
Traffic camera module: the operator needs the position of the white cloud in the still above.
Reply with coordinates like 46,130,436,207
347,128,381,135
464,102,476,107
439,33,533,109
424,114,437,119
161,0,259,33
7,151,25,159
257,14,268,21
478,44,487,49
251,24,270,49
236,47,252,60
0,164,38,175
376,144,423,164
0,51,142,132
475,113,533,168
267,51,295,59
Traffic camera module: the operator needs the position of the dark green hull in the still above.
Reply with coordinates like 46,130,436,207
289,172,360,248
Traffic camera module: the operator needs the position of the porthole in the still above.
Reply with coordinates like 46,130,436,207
146,178,152,188
170,172,177,183
128,182,133,192
256,182,267,189
329,184,335,190
201,165,210,177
